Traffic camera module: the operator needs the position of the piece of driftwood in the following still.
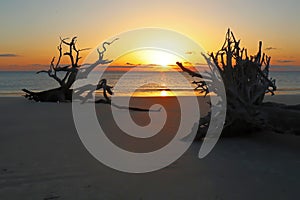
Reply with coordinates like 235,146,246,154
178,29,300,136
22,37,117,102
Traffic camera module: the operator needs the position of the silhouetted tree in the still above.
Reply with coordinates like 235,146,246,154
178,29,299,136
23,37,117,102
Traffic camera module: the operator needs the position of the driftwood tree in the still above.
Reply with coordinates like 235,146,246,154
23,37,116,102
177,29,298,136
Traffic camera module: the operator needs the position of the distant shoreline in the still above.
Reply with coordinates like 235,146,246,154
1,94,300,106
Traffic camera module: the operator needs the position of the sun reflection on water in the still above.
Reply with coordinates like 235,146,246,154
160,90,172,97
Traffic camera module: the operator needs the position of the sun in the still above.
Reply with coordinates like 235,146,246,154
110,49,185,71
123,49,183,68
143,49,181,67
160,90,173,96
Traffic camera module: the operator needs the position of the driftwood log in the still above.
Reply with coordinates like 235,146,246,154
177,29,300,136
22,37,117,102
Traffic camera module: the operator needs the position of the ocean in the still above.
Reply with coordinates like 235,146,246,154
0,70,299,97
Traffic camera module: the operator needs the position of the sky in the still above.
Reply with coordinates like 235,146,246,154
0,0,299,71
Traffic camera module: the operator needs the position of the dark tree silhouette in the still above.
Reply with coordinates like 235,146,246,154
22,37,117,102
178,29,300,136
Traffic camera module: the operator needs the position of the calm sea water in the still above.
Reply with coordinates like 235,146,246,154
0,70,299,96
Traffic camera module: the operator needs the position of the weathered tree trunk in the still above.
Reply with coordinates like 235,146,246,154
23,37,117,102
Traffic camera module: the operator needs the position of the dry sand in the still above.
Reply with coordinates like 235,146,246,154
0,96,299,200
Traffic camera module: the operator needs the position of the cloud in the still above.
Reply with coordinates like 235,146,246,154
271,65,300,72
31,63,48,67
265,47,277,51
125,62,141,66
195,62,207,66
0,53,19,57
276,59,295,63
147,64,160,66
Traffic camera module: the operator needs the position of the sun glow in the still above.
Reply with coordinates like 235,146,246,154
144,50,180,67
112,49,184,70
160,90,172,96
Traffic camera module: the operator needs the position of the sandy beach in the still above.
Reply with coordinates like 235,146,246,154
1,0,300,199
0,95,299,199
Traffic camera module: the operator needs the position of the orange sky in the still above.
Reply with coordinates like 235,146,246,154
0,1,299,71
